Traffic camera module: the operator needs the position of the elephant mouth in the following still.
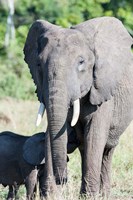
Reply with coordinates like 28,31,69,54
36,99,80,127
81,86,90,99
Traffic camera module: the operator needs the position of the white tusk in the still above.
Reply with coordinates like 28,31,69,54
71,99,80,127
36,103,45,127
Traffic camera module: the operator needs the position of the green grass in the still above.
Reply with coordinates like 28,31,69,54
0,97,133,199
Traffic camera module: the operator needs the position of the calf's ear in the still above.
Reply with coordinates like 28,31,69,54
23,132,45,165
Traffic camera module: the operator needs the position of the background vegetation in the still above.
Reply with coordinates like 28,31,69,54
0,0,133,199
0,0,133,99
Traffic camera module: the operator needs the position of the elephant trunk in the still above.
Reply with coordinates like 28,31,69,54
45,80,68,184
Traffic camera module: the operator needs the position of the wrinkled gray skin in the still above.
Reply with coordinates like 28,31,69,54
24,17,133,198
0,131,45,200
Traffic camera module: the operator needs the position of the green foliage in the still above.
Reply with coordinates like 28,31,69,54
102,0,133,35
0,188,7,200
0,63,36,100
0,0,133,99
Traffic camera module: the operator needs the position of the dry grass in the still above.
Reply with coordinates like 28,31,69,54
0,97,133,199
0,97,47,135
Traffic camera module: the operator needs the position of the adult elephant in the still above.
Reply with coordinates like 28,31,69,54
24,17,133,198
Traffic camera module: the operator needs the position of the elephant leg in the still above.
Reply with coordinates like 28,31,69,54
100,147,115,199
40,131,56,198
14,184,20,200
7,186,15,200
81,130,105,198
25,168,38,200
81,101,113,198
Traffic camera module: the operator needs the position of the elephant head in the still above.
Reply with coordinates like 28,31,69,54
23,17,133,183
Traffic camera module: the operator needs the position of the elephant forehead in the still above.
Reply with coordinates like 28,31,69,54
59,33,87,58
64,30,85,47
41,29,87,65
46,29,85,50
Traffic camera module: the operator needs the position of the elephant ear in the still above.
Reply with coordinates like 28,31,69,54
23,20,58,101
23,132,45,166
73,17,133,105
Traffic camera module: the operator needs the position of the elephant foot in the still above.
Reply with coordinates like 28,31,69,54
79,192,100,200
80,184,110,199
80,183,100,200
100,180,111,200
40,178,57,199
40,186,61,200
40,184,56,198
99,187,110,200
80,191,110,200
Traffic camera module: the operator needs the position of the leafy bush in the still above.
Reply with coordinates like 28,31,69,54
0,63,36,100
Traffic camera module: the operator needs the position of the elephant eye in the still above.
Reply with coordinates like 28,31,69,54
79,59,84,65
77,57,85,72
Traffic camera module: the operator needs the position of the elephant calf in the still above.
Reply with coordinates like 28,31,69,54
0,129,79,199
0,131,45,200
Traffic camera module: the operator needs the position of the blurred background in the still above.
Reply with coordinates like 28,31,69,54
0,1,133,199
0,0,133,101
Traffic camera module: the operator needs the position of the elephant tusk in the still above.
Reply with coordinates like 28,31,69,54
71,99,80,127
36,103,45,126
